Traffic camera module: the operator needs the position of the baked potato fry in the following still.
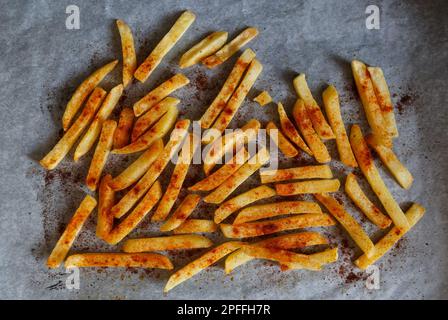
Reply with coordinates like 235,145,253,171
179,31,228,68
65,253,173,269
266,121,298,158
116,19,137,88
113,108,134,149
96,174,115,241
275,179,340,196
122,235,213,252
159,194,201,230
253,91,272,107
260,165,332,184
173,219,218,234
281,247,338,271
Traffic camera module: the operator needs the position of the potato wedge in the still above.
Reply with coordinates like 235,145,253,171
202,27,258,68
65,253,173,269
281,247,338,271
266,121,298,158
349,125,409,230
96,174,115,240
322,85,357,167
116,19,137,88
134,11,195,83
179,31,228,68
113,108,134,149
47,195,97,268
159,194,201,230
260,165,332,184
253,91,272,107
275,179,340,196
122,235,213,252
173,219,218,234
62,60,118,131
40,87,106,170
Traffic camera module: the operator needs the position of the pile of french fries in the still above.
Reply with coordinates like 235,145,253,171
40,10,424,293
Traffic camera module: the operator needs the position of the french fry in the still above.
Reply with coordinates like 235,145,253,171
173,219,218,234
65,253,173,269
314,193,375,258
275,179,340,196
253,91,272,106
111,120,190,218
345,173,392,229
74,84,123,161
86,120,116,191
368,66,399,138
266,121,298,158
159,194,201,230
214,185,276,224
133,73,189,116
62,60,118,131
293,74,334,139
260,165,332,184
220,213,335,238
234,201,322,224
277,102,313,155
322,85,358,167
134,11,196,83
351,60,391,147
202,27,259,68
122,235,213,252
113,108,134,149
116,19,137,88
293,99,331,163
131,97,179,141
349,125,409,230
40,87,106,170
112,104,178,154
109,139,163,191
200,48,256,129
366,135,413,189
355,203,425,270
96,174,115,240
204,147,270,204
179,31,228,68
281,247,338,271
47,195,97,268
164,241,244,292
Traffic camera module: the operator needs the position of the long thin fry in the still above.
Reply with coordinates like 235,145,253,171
281,248,339,270
266,121,298,158
113,108,134,149
96,174,115,240
173,219,218,234
65,253,173,269
122,235,213,252
159,194,201,230
179,31,228,68
116,19,137,88
275,179,340,196
260,165,332,184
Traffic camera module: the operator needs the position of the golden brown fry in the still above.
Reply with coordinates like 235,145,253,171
65,253,173,269
96,174,115,240
159,194,201,230
62,60,118,131
281,247,338,271
253,91,272,106
202,27,258,68
116,19,137,88
122,235,213,252
345,173,392,229
260,165,332,184
113,108,134,149
47,195,97,268
173,219,218,234
134,11,196,83
275,179,340,196
40,87,106,170
322,85,358,167
266,121,298,158
179,31,228,68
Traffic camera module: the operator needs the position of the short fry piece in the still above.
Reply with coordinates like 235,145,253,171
134,11,196,83
159,194,201,230
65,253,173,269
113,108,134,149
122,235,213,252
47,195,97,268
275,179,340,196
260,165,332,184
173,219,218,234
282,247,338,271
253,91,272,106
116,19,137,88
266,121,298,158
179,31,228,68
96,174,115,240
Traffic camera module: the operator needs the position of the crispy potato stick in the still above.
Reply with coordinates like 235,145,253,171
204,147,270,204
260,165,332,184
47,195,97,268
40,87,106,170
159,194,201,230
214,185,276,224
314,193,375,258
281,247,338,271
277,102,312,155
113,108,134,149
202,27,259,68
112,104,178,154
200,48,256,129
351,60,391,147
74,84,123,161
132,97,180,141
220,213,335,238
266,121,298,158
86,120,117,191
96,175,115,240
275,179,340,196
134,11,196,83
355,203,425,269
189,147,249,191
345,173,392,229
253,91,272,106
133,73,189,116
65,253,173,269
164,241,244,292
179,31,228,68
368,67,398,138
366,135,413,189
111,120,190,218
234,201,322,224
122,235,213,252
109,139,163,191
349,125,409,230
116,20,137,88
106,181,162,245
62,60,118,131
173,219,218,234
322,85,357,167
293,99,331,163
293,74,334,139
